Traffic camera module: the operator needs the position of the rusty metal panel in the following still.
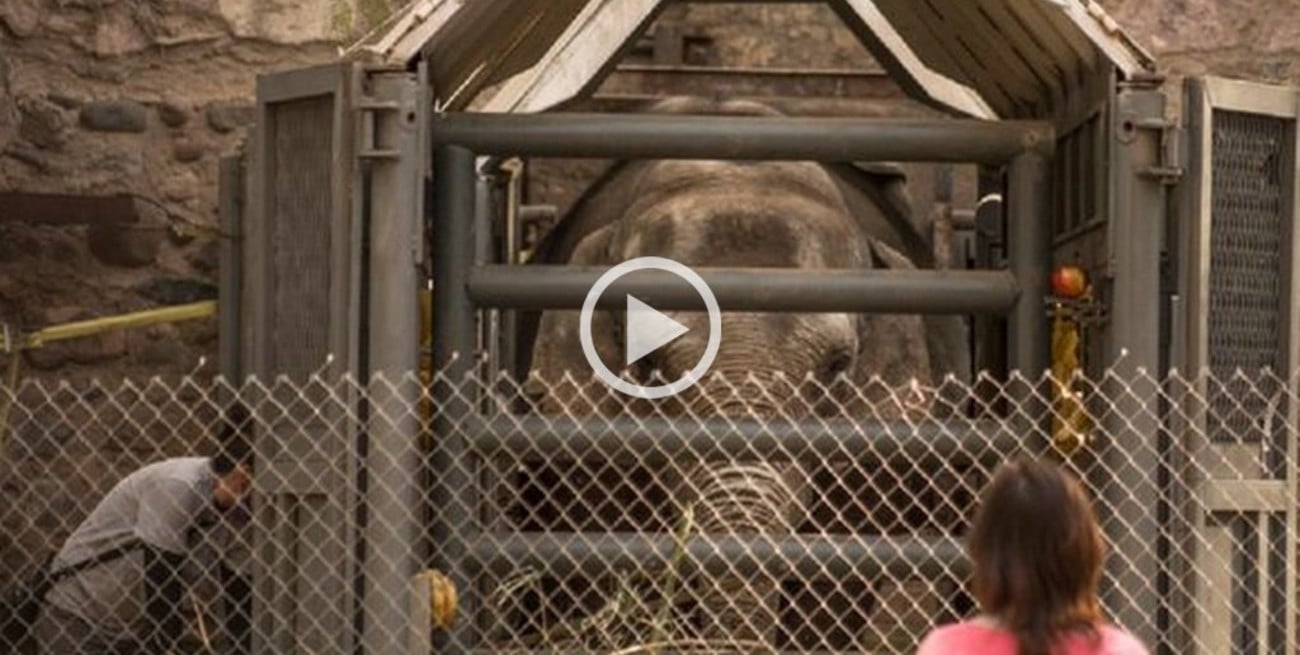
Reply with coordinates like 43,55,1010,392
268,95,335,380
247,62,361,655
1207,110,1288,444
1180,75,1300,655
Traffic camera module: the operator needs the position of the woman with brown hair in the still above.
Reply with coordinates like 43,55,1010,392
916,458,1149,655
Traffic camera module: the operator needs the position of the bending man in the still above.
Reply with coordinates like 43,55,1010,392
35,405,253,654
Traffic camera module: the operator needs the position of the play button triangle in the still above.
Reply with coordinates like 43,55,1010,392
625,295,690,366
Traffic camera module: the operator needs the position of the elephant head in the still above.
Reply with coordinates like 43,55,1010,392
523,98,948,421
514,97,968,648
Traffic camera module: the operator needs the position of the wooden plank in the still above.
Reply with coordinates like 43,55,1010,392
598,65,904,101
917,0,1019,113
1048,0,1148,75
937,0,1045,107
484,0,649,112
829,0,995,118
0,191,137,225
1012,0,1096,71
869,0,1016,114
973,0,1071,103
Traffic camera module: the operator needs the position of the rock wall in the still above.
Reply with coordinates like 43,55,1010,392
0,0,398,385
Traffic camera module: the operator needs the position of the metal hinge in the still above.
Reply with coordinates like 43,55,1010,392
357,99,402,160
1135,117,1184,184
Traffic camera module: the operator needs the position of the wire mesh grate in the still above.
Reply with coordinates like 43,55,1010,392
0,366,1296,654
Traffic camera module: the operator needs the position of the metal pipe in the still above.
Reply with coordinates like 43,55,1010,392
432,113,1054,164
217,156,243,389
21,301,217,348
1005,152,1051,453
1006,151,1050,377
467,265,1019,314
362,73,424,655
467,415,1017,466
467,533,967,581
430,144,479,653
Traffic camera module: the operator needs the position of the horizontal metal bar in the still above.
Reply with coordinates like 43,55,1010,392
1199,479,1291,513
468,533,967,580
467,266,1019,314
468,415,1017,465
432,113,1054,163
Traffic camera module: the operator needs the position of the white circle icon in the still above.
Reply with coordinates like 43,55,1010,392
580,257,721,399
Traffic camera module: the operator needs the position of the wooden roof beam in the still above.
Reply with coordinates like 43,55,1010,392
0,192,138,226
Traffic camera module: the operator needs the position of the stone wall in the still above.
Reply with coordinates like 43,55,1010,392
0,0,398,385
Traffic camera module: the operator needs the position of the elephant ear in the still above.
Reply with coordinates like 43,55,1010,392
849,239,935,418
527,225,622,416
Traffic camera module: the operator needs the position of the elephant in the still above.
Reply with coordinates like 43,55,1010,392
507,96,971,650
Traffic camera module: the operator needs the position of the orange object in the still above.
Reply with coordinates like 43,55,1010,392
1051,265,1088,299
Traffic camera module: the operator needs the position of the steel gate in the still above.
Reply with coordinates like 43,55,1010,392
233,62,428,655
1179,75,1300,655
427,110,1055,654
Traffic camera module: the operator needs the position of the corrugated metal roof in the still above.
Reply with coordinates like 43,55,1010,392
344,0,1154,118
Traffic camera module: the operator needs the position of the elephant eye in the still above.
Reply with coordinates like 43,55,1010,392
820,350,853,382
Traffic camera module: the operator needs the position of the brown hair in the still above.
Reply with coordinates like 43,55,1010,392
967,458,1105,655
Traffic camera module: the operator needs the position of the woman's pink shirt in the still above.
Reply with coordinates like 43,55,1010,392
916,621,1149,655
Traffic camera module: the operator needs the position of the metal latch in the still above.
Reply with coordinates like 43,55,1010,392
1134,117,1184,184
357,99,402,161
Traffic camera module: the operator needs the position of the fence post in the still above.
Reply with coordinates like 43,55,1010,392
1006,150,1051,447
1101,84,1166,647
362,71,424,654
431,143,479,654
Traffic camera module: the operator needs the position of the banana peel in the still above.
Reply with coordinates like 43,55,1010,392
1050,302,1092,456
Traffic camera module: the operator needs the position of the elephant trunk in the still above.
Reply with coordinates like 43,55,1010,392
677,374,809,647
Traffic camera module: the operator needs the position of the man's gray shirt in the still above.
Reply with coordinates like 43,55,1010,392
45,457,215,638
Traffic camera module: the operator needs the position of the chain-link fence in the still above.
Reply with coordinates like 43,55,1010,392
1,365,1296,654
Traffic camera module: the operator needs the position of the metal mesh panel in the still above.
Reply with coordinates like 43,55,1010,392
1209,110,1288,442
269,96,335,380
1052,111,1101,236
0,366,1295,654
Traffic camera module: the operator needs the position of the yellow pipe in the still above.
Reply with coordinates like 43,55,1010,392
23,301,217,349
0,354,20,457
2,300,218,457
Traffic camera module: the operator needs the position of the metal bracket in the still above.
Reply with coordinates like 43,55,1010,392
357,98,403,160
1134,117,1184,184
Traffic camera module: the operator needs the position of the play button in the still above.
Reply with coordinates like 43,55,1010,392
580,257,722,399
625,295,690,366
